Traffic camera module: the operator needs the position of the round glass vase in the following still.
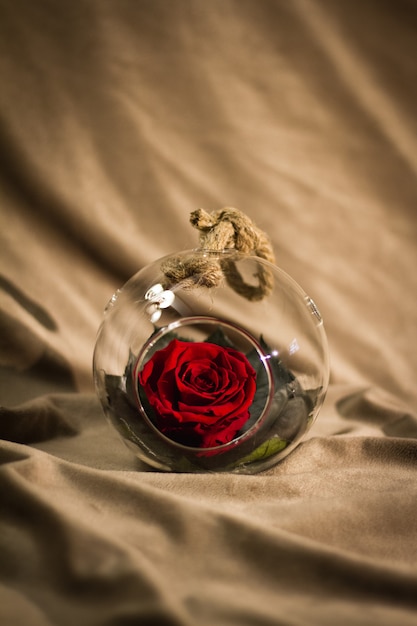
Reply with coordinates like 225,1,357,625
93,248,329,473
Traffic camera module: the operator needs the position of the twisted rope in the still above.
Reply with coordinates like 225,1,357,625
161,207,275,300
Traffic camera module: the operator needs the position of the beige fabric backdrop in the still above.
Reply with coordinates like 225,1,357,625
1,1,417,625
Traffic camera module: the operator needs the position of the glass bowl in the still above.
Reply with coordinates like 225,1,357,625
93,248,329,473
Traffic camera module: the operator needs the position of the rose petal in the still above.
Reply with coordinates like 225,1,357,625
196,410,251,447
138,338,257,448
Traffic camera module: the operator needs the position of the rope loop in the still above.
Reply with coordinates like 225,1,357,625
161,207,275,300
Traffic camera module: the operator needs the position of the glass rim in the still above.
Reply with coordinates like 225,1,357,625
132,315,275,453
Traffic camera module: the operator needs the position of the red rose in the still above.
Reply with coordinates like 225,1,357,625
138,338,257,448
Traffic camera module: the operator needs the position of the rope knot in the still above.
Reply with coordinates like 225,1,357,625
161,207,275,300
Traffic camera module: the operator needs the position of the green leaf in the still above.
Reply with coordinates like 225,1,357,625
242,336,294,433
259,336,295,387
237,436,288,465
205,326,237,348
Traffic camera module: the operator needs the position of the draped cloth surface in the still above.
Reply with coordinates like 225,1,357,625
0,2,417,624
